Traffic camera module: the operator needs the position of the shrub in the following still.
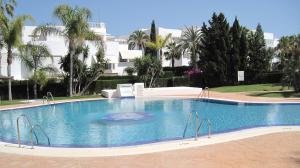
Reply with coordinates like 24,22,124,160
163,66,192,76
162,71,174,78
124,67,135,76
97,76,134,80
94,78,140,93
0,80,67,100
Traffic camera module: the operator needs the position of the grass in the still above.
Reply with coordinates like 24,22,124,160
52,94,102,101
249,91,300,98
210,83,292,93
0,100,26,106
0,94,102,106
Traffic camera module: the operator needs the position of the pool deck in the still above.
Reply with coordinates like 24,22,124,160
0,132,299,168
0,91,300,167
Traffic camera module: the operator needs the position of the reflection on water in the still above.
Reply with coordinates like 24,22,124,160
0,99,299,147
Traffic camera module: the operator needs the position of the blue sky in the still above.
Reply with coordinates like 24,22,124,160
15,0,300,38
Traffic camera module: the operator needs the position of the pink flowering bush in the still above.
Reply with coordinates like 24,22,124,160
184,68,203,76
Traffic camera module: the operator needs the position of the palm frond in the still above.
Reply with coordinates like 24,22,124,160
146,41,158,50
53,4,73,25
40,66,57,73
33,24,62,39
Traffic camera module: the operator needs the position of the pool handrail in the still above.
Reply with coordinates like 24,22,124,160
197,118,212,138
198,87,210,99
182,111,193,138
16,114,38,148
47,92,54,102
182,111,212,140
32,124,51,146
42,96,49,104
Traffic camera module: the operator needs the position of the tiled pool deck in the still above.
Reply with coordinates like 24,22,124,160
0,91,299,167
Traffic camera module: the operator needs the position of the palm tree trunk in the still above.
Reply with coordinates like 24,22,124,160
33,82,38,99
157,50,160,60
0,49,2,76
33,69,37,99
69,41,75,97
7,46,12,101
172,57,175,68
192,48,198,69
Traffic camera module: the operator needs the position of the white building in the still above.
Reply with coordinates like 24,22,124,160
0,22,142,80
0,23,279,80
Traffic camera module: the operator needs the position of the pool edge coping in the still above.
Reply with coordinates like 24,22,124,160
1,95,300,112
0,126,299,157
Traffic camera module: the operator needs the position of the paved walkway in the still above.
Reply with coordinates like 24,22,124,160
209,91,300,102
0,132,299,168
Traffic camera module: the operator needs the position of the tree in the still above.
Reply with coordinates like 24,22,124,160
0,0,16,76
277,34,300,92
146,34,172,61
179,26,201,69
247,24,270,82
239,27,249,71
145,20,157,57
124,67,135,76
33,5,101,97
18,43,56,98
229,17,241,84
134,55,163,88
0,0,16,17
0,15,32,101
164,41,182,68
60,43,106,95
128,30,149,55
199,13,230,85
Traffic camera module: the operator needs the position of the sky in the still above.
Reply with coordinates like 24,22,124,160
15,0,300,38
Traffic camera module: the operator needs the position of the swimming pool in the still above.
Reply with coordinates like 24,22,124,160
0,98,299,147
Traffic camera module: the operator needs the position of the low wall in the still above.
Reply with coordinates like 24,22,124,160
101,87,202,98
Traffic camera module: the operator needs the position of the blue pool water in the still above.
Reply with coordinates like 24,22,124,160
0,98,299,147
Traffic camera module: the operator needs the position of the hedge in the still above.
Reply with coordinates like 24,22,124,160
97,76,136,80
0,80,67,100
93,78,139,93
163,66,192,76
244,71,283,84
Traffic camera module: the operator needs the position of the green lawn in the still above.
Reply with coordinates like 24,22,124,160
0,100,26,106
52,94,102,101
210,83,292,93
0,95,102,106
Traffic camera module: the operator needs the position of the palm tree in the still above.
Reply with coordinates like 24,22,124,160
164,41,182,68
0,15,32,101
19,43,56,98
33,5,100,97
277,35,300,92
128,30,149,55
0,0,16,76
146,34,172,60
179,26,201,69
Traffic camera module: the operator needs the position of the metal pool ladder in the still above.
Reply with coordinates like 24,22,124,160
182,111,212,140
16,114,50,148
198,87,210,99
43,92,54,104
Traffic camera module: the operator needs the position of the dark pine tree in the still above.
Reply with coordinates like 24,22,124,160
229,17,241,85
248,23,269,82
239,27,248,71
145,20,157,57
199,12,230,86
150,20,157,43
